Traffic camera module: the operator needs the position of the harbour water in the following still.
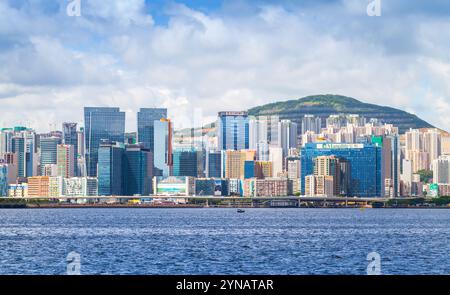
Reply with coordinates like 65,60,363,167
0,208,449,274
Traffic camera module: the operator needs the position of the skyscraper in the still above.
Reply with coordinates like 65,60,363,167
62,122,78,176
301,142,382,197
0,164,8,197
12,136,26,178
432,155,450,184
97,141,124,196
313,155,342,196
84,107,125,177
57,144,75,178
217,111,249,151
40,137,61,175
206,151,221,178
173,148,198,177
153,119,173,177
278,119,298,159
301,115,322,134
122,144,153,196
137,108,167,151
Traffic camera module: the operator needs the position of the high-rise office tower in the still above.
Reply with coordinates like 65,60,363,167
153,119,173,177
173,148,198,177
206,151,221,178
24,131,37,177
217,111,249,151
97,141,124,196
77,127,86,176
62,122,78,176
0,129,14,154
84,107,125,177
57,144,75,178
122,144,153,196
0,164,8,197
301,142,382,197
137,108,167,151
40,137,61,176
12,136,26,178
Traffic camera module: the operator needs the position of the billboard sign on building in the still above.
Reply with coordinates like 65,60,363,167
429,183,439,198
214,180,222,196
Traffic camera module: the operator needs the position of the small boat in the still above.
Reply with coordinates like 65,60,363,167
237,209,245,213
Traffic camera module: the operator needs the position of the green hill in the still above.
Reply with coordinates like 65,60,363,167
248,94,433,133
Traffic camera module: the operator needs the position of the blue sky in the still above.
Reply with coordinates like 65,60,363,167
1,0,450,132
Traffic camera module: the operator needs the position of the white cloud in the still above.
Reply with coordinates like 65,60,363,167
0,1,449,132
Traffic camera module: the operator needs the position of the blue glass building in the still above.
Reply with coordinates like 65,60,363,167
218,111,249,151
122,144,153,196
84,107,125,177
300,142,382,197
173,148,198,177
63,122,79,176
195,179,229,196
153,120,172,177
12,137,25,178
98,141,124,196
40,137,61,175
0,165,7,196
137,108,167,151
244,160,255,179
207,151,221,178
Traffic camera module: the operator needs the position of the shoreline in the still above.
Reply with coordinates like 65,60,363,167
0,204,449,209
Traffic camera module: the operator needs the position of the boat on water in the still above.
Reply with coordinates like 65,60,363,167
237,209,245,213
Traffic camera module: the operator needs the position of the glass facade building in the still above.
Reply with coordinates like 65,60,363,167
40,137,61,176
244,160,255,179
207,151,221,178
122,144,153,196
97,141,124,196
137,108,167,151
0,165,7,196
84,107,125,177
173,148,198,177
218,111,249,151
300,142,382,197
12,137,26,178
62,122,78,176
153,119,172,177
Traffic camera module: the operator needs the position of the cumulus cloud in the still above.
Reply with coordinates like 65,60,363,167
0,0,449,132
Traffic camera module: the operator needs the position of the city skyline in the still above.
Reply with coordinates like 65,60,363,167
1,1,450,133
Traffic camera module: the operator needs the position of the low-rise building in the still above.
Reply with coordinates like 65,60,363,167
8,183,28,198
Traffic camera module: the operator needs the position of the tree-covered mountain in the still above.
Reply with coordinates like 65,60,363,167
248,94,433,133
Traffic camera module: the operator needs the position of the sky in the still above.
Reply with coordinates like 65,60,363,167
1,0,450,132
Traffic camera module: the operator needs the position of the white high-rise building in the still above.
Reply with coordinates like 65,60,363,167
423,129,441,163
301,115,321,134
405,128,422,152
278,120,298,159
269,146,283,178
432,155,450,184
